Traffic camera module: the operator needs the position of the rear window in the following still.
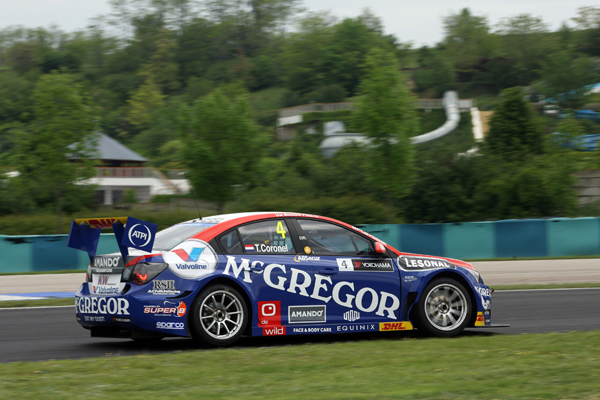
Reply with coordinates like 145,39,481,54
152,223,215,251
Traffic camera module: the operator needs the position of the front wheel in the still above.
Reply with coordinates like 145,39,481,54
415,278,471,337
191,284,248,346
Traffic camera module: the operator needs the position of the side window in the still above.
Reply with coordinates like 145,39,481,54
238,220,295,254
219,230,242,254
296,220,373,256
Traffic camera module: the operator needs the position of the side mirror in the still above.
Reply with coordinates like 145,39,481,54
375,242,387,254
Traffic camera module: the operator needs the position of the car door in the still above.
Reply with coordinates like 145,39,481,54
291,219,401,328
217,218,317,336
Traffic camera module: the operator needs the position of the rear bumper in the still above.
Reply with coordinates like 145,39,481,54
75,283,193,338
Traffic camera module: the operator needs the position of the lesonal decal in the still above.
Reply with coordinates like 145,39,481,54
156,322,184,330
379,322,413,331
343,310,360,322
397,256,456,271
223,257,400,319
144,301,187,317
93,257,121,268
288,305,326,324
335,324,377,332
263,326,286,336
76,297,130,315
294,255,321,262
258,301,281,326
164,239,218,279
351,260,394,272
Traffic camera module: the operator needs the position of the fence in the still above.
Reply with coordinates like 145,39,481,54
361,217,600,260
2,217,600,273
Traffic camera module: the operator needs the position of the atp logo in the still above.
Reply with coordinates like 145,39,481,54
173,247,205,262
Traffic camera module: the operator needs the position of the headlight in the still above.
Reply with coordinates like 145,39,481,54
464,267,482,284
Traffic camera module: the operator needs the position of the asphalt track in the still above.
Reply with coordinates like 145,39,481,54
2,288,600,363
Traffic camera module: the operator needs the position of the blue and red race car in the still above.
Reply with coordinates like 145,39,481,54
69,212,498,345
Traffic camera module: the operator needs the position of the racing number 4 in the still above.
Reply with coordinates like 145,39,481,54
276,221,286,238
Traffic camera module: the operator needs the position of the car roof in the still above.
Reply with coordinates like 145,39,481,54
185,211,383,244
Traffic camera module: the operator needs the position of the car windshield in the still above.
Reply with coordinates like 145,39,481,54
151,222,216,251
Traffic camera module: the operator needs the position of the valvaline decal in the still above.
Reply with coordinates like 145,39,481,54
163,239,218,279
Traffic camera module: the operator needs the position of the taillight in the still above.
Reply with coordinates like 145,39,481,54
86,263,92,282
126,263,168,285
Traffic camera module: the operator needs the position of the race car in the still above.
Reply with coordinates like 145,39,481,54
68,212,499,346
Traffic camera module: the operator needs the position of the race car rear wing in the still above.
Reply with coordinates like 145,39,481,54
67,216,158,261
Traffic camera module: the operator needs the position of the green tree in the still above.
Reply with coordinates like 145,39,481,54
12,72,97,231
486,87,542,161
179,86,263,212
540,50,596,109
442,8,496,82
127,77,165,130
353,48,419,222
495,14,553,85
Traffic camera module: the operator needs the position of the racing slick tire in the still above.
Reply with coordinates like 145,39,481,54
191,284,248,346
414,278,472,337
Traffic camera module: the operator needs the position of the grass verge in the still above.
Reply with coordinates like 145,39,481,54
1,331,599,399
0,298,75,308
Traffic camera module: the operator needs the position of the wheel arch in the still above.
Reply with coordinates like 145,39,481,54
190,276,254,336
409,270,478,328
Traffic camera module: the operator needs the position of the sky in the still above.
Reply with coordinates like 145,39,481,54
0,0,596,46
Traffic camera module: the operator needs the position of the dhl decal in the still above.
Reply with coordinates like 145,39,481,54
474,312,485,327
74,217,128,229
379,321,413,331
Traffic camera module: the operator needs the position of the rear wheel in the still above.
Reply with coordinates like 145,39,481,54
415,278,471,337
191,284,248,346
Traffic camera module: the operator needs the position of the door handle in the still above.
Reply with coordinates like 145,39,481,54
318,268,337,275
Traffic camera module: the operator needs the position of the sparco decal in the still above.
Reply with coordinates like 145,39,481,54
223,257,400,319
288,305,326,323
156,322,184,330
397,256,456,271
76,297,130,315
336,259,394,272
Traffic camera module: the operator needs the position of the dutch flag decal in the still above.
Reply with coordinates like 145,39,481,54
245,244,255,252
